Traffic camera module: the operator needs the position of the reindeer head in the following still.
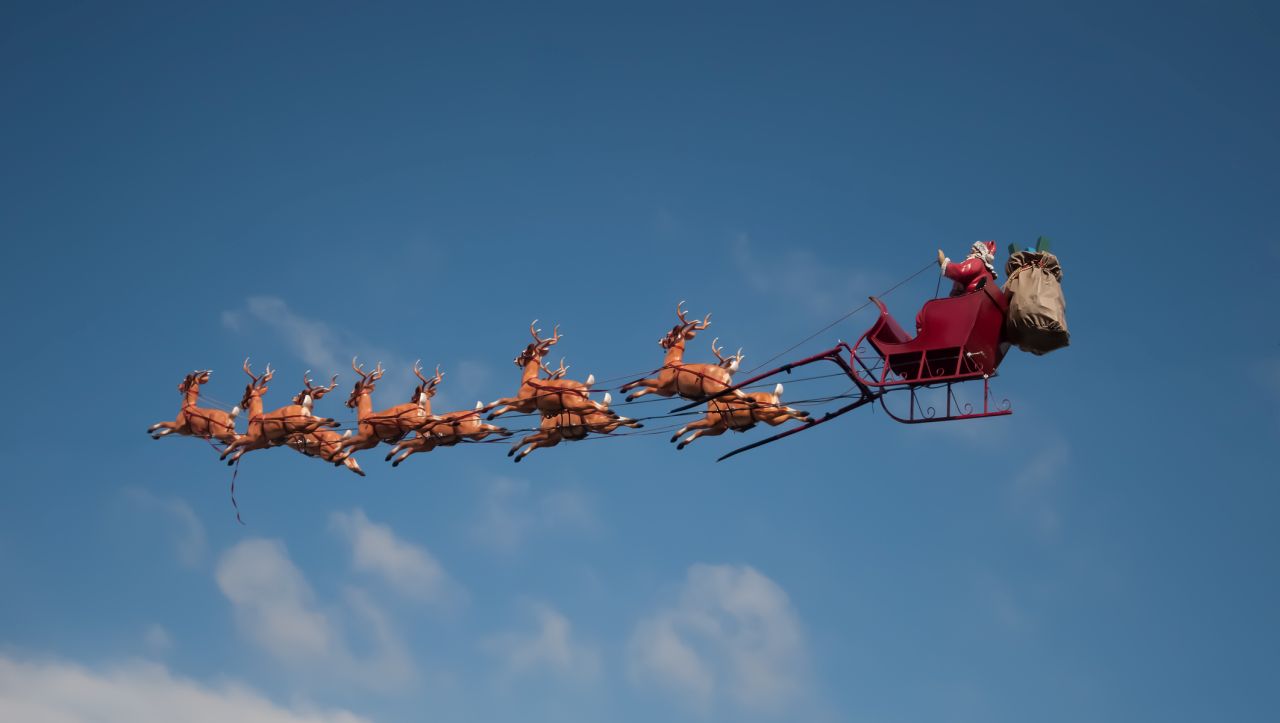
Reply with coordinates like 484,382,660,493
346,357,384,408
240,359,274,410
293,370,339,407
515,320,561,367
668,301,712,345
178,370,212,394
412,360,444,404
710,338,745,373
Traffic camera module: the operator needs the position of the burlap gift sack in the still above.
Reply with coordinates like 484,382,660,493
1002,251,1069,355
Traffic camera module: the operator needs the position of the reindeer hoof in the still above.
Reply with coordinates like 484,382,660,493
676,442,687,450
669,434,680,443
513,455,523,464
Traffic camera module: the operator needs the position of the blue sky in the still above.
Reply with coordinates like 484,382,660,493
1,1,1277,721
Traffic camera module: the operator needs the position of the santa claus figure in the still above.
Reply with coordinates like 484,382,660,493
937,240,997,296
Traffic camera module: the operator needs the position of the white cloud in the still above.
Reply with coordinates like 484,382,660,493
215,539,334,662
731,234,886,316
143,624,173,655
628,564,808,713
124,489,207,568
482,602,599,681
214,538,415,690
0,654,369,723
241,296,344,373
473,478,596,552
330,508,460,604
221,296,413,390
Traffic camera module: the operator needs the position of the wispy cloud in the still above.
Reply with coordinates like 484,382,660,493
628,563,809,714
143,624,173,655
472,477,597,552
221,295,414,393
124,489,207,568
1008,438,1070,540
0,653,370,723
329,508,463,606
214,538,415,690
731,234,886,316
481,602,600,682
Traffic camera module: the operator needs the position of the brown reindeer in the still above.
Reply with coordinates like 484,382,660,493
384,401,513,467
147,370,240,443
670,383,810,450
282,372,365,476
508,393,642,462
220,360,340,465
620,302,748,402
487,322,613,419
333,358,441,461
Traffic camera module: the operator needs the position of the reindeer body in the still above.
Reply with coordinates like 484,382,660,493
621,303,747,402
386,403,511,466
671,384,810,450
488,323,613,419
220,362,339,465
508,394,640,462
287,430,365,475
335,359,441,460
148,371,240,443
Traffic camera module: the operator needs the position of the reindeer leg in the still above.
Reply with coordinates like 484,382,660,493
678,426,725,450
623,378,664,401
148,420,178,434
670,417,714,443
344,456,366,476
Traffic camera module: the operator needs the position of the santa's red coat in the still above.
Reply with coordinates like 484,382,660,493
942,257,993,296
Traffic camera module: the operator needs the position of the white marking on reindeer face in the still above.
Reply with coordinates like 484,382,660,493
303,393,313,408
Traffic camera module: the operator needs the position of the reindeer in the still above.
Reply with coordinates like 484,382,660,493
147,370,240,443
282,372,365,476
670,383,810,450
487,321,614,419
220,360,340,465
384,401,512,467
333,358,441,461
508,393,642,462
620,302,749,403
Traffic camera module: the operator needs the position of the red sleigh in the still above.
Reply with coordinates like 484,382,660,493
676,281,1014,460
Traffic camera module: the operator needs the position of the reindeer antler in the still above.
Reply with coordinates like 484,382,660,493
541,357,570,379
352,357,368,382
676,301,711,332
531,320,561,351
302,370,339,397
710,337,726,364
243,358,259,384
